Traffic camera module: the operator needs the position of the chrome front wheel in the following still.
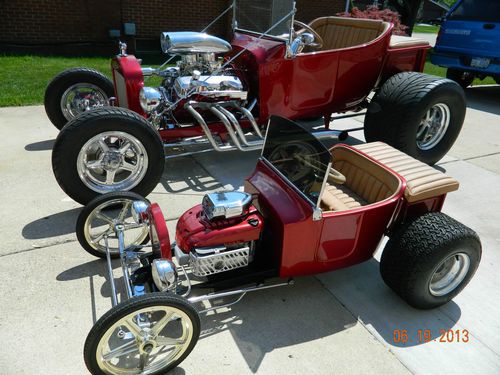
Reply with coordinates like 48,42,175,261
76,192,150,258
85,294,200,375
77,131,149,194
61,83,109,121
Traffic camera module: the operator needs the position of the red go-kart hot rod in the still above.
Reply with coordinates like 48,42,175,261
48,0,466,205
75,116,480,375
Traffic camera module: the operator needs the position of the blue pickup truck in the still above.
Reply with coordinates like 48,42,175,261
431,0,500,88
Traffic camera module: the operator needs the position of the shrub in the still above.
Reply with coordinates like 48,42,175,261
337,5,408,35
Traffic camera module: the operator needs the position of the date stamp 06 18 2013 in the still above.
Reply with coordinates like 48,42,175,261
392,329,470,344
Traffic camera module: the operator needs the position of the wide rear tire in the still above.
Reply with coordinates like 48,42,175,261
364,72,466,165
380,212,481,309
52,107,164,205
45,68,114,130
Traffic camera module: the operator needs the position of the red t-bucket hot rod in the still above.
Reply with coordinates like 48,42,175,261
48,0,466,205
76,117,480,375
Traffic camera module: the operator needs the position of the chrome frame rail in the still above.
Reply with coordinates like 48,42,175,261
188,279,294,313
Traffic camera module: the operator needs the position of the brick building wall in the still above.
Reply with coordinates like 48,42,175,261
0,0,344,55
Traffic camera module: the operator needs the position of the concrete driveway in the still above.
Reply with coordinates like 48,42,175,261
0,85,499,374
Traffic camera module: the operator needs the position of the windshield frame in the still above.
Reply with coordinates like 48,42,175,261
231,0,296,44
261,116,332,210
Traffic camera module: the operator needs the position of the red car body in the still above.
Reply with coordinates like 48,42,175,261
150,141,447,279
111,24,429,142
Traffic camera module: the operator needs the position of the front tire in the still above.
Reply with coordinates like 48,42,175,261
380,212,481,309
76,191,150,258
84,293,200,375
364,72,466,165
52,107,164,205
45,68,114,130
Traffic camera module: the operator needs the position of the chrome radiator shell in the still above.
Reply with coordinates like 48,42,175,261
189,245,251,277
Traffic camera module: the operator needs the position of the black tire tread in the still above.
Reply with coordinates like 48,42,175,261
44,68,114,129
365,72,465,165
52,107,164,205
84,293,200,375
381,212,481,309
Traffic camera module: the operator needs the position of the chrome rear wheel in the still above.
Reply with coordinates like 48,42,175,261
429,253,470,296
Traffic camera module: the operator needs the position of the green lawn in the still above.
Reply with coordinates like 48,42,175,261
0,55,111,106
413,24,440,34
0,54,496,107
423,61,497,85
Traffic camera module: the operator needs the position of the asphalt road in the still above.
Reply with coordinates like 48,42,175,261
0,85,499,374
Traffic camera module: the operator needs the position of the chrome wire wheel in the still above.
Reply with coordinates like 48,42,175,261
83,197,149,256
429,253,471,297
77,131,149,194
416,103,451,151
60,83,108,121
96,305,194,375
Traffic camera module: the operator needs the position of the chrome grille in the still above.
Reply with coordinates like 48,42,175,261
189,246,250,276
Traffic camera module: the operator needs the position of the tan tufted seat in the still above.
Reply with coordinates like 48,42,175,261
389,35,429,49
354,142,459,202
308,17,390,51
321,146,400,211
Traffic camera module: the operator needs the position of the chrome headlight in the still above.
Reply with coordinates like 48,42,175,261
131,200,150,224
152,259,177,291
202,191,252,220
139,87,162,113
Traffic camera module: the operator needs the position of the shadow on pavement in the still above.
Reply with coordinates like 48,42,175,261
55,257,462,372
24,139,55,151
22,207,80,239
198,276,358,372
466,86,500,116
159,156,225,194
317,259,461,348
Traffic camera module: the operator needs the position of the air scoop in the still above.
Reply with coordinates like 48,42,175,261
160,31,232,54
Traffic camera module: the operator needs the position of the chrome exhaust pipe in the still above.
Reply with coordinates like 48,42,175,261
209,106,247,152
216,105,262,149
185,102,235,152
235,104,263,139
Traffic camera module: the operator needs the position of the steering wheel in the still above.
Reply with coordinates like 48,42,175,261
293,20,324,49
328,167,346,185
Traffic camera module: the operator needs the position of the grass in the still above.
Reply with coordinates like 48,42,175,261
0,54,496,107
424,60,497,86
413,24,440,34
0,55,111,106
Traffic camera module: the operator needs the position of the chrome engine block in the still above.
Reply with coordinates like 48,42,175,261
189,244,252,277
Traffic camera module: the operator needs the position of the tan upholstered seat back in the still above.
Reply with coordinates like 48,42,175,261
308,17,390,51
353,142,459,202
332,147,400,204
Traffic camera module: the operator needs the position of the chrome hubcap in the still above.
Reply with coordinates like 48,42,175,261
61,83,108,121
97,306,193,374
416,103,451,151
84,198,149,255
77,131,149,194
429,252,470,296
